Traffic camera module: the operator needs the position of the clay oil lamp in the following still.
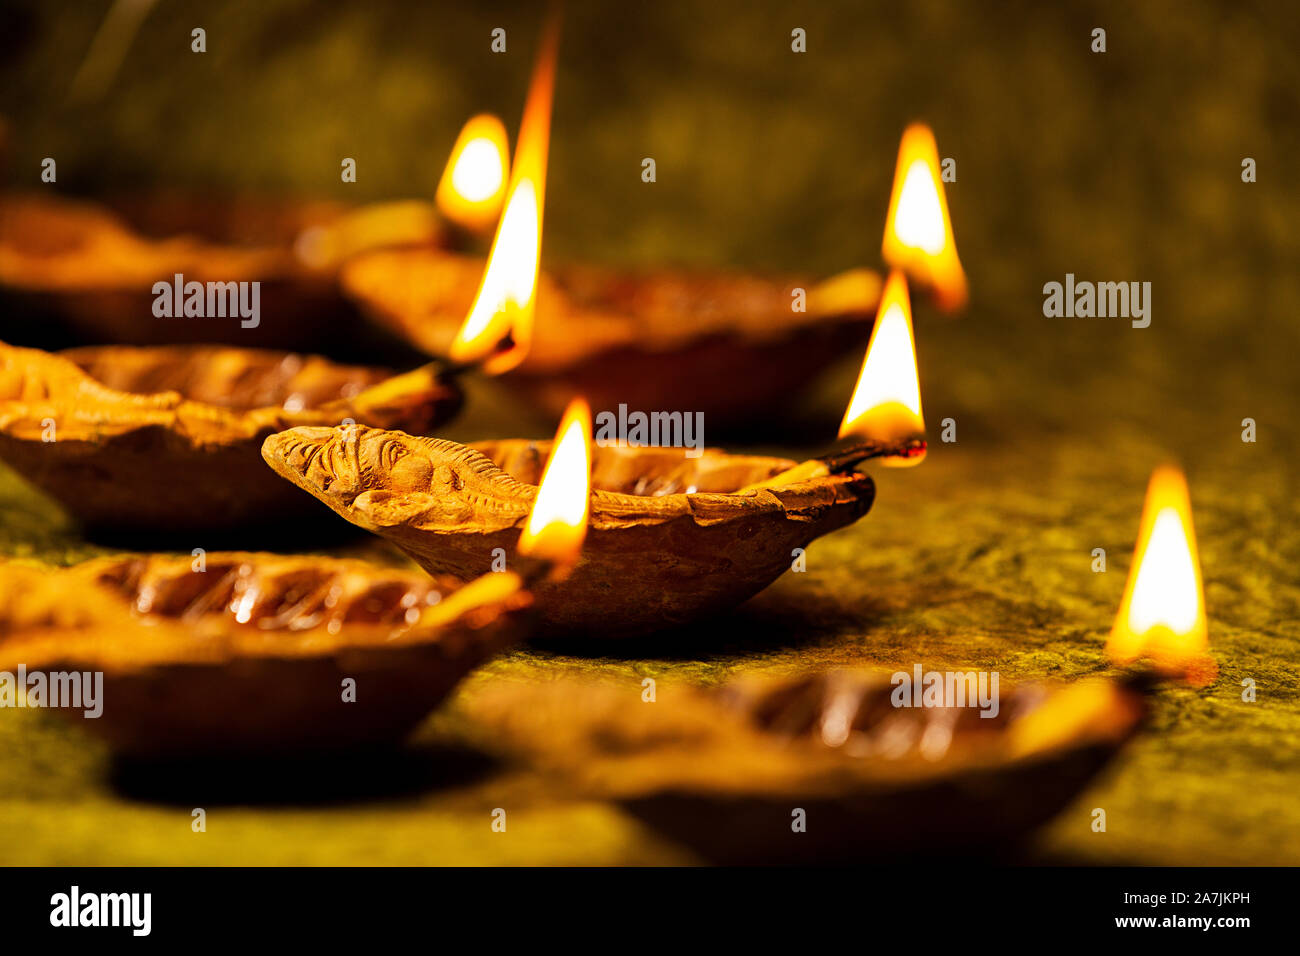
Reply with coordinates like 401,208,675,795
0,552,534,758
261,418,879,638
261,271,928,638
0,341,460,536
464,669,1148,863
0,109,514,351
0,190,451,350
881,123,967,313
339,24,884,428
455,466,1218,860
344,250,884,428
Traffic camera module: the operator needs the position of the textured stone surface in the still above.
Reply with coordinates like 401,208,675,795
0,0,1296,864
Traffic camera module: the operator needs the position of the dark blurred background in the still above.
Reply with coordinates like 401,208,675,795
2,0,1297,443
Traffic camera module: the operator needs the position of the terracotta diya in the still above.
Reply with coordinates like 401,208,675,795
260,422,916,638
0,104,514,353
0,341,460,535
263,273,928,637
0,553,532,757
0,191,445,350
343,250,883,427
466,669,1149,863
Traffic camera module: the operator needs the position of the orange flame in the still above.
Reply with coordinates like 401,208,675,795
449,19,559,374
1106,466,1213,683
518,397,592,574
838,270,926,466
882,123,967,312
436,113,509,233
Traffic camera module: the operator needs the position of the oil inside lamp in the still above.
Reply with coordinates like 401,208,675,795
517,396,592,579
1106,465,1213,684
449,21,558,375
882,123,967,312
435,113,510,233
838,269,926,467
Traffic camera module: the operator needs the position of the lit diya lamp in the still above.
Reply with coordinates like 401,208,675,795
465,670,1147,863
340,22,889,428
0,341,459,537
262,416,873,638
0,190,446,350
344,251,885,428
261,270,926,637
0,109,512,351
457,470,1218,861
882,123,967,312
0,548,543,759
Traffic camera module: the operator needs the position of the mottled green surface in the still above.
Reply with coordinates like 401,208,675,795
1,0,1297,865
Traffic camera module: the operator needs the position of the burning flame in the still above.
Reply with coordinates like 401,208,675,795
1106,466,1212,682
838,270,926,466
436,113,509,233
882,123,967,312
449,20,559,374
518,397,592,574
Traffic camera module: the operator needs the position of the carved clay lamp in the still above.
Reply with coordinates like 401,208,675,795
464,669,1149,862
0,552,533,758
0,341,460,536
262,273,926,637
263,422,888,638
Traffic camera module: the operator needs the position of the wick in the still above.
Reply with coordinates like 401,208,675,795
435,334,515,379
818,437,928,472
433,357,477,379
514,552,572,588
